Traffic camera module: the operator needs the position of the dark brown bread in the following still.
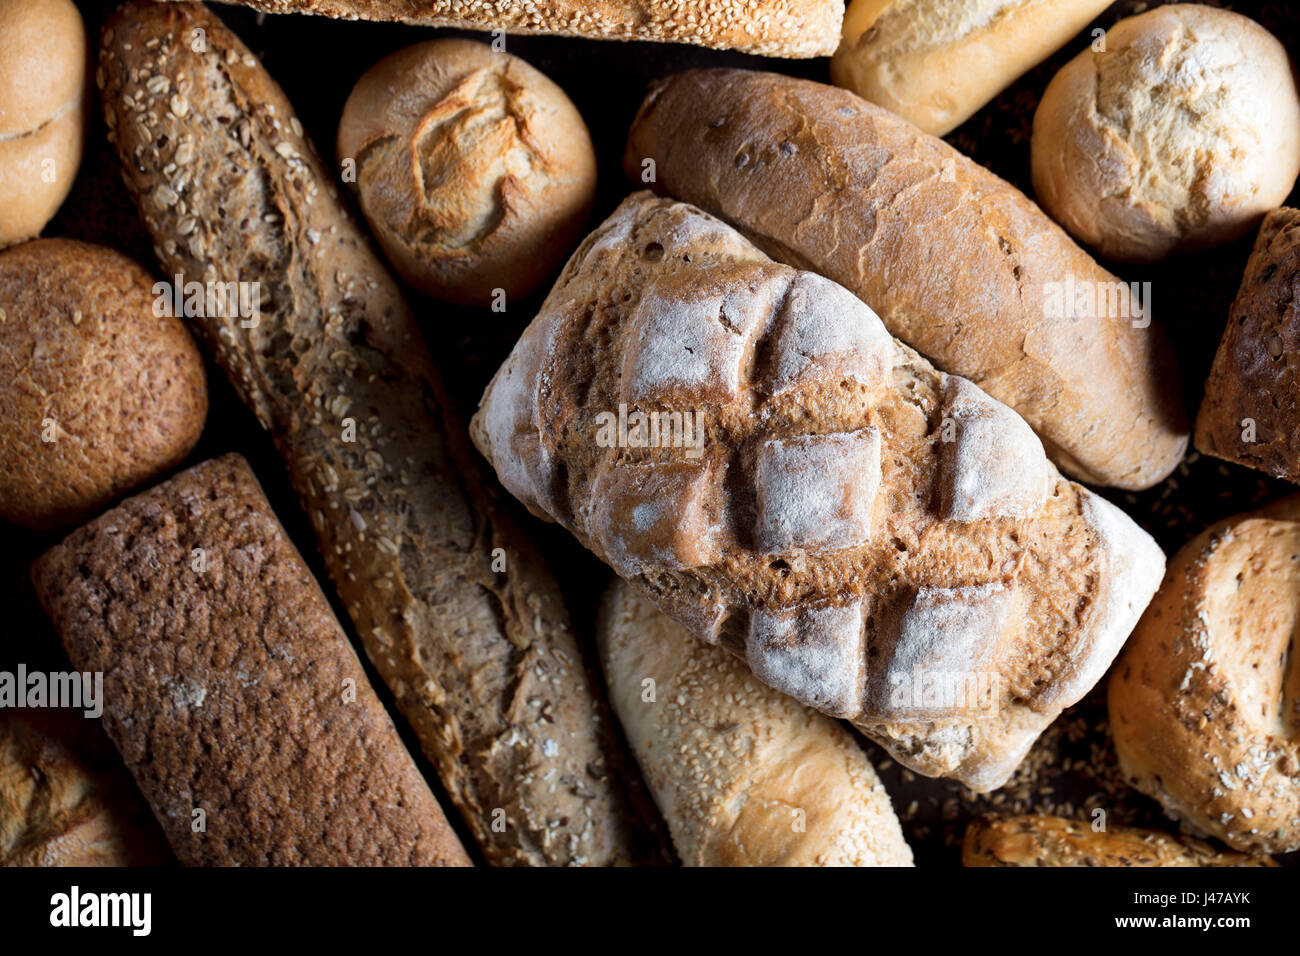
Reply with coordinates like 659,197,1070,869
99,1,652,866
1195,207,1300,480
31,454,471,867
962,815,1275,867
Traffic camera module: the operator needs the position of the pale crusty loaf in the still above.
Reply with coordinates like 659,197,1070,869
962,815,1275,867
624,69,1188,491
100,1,650,866
31,455,471,867
162,0,844,57
599,581,912,866
1109,494,1300,855
1195,208,1300,481
831,0,1113,136
473,192,1166,791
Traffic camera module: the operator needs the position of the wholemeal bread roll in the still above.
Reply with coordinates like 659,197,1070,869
1032,4,1300,263
473,191,1165,791
831,0,1112,136
1196,208,1300,481
625,69,1187,491
599,581,913,866
0,0,86,247
962,815,1275,867
32,454,471,867
159,0,844,57
1,710,172,867
337,39,596,305
1109,494,1300,855
0,238,207,530
100,1,654,867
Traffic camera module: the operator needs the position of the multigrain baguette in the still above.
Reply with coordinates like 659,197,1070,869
99,0,650,866
624,69,1188,491
599,581,913,866
472,192,1166,791
31,455,471,867
164,0,844,58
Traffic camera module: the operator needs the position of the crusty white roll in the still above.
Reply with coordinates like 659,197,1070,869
831,0,1112,136
1032,4,1300,262
599,580,913,867
1109,494,1300,854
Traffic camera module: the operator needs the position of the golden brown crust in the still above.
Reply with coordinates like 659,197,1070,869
337,39,596,305
0,238,208,530
1109,494,1300,854
962,815,1276,867
624,68,1188,491
99,1,653,866
31,455,471,867
1196,208,1300,479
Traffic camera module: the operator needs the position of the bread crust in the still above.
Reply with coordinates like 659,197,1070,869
99,0,651,866
31,455,472,866
624,68,1188,491
962,814,1275,867
473,192,1166,791
1109,494,1300,854
158,0,845,58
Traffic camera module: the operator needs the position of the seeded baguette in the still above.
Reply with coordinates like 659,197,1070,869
166,0,844,58
99,0,649,866
31,455,471,866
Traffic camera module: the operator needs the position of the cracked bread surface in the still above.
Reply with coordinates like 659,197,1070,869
472,192,1166,791
31,454,471,867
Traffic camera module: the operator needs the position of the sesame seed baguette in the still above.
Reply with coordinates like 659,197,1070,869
168,0,845,58
99,0,650,866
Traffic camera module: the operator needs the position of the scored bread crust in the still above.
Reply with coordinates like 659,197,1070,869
624,68,1188,491
1109,494,1300,855
31,455,471,867
472,192,1166,791
599,580,913,866
161,0,844,58
99,0,652,866
961,814,1275,867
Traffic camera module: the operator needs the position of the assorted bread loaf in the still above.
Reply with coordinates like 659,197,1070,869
831,0,1113,136
1033,4,1300,262
600,580,913,866
32,454,472,866
624,68,1188,491
337,39,597,305
0,238,207,530
473,191,1166,792
1109,493,1300,855
1196,207,1300,481
98,0,651,867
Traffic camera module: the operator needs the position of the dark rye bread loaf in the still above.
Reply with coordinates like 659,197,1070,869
31,454,471,867
98,1,652,866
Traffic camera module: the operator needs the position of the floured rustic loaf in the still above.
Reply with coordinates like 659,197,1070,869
472,192,1166,791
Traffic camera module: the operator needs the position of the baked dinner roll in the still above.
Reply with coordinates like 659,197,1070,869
0,239,207,529
1109,494,1300,854
338,39,596,305
599,580,913,866
831,0,1112,136
1032,4,1300,263
962,815,1275,867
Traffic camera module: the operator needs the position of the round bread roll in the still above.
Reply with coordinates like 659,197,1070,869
1109,493,1300,854
0,0,87,248
0,239,208,529
1032,4,1300,263
337,39,596,306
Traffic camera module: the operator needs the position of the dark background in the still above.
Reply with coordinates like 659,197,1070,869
5,0,1298,866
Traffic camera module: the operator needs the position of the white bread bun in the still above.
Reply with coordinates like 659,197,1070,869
0,0,86,247
598,580,914,867
1032,4,1300,263
831,0,1112,136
